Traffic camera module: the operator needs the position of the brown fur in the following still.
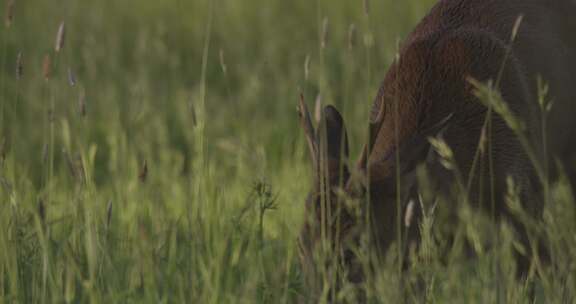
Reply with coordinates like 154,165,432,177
298,0,576,297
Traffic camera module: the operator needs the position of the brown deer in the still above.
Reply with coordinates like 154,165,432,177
297,0,576,297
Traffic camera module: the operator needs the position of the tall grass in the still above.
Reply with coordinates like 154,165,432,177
0,0,574,302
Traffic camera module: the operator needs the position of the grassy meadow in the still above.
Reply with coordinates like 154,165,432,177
0,0,575,302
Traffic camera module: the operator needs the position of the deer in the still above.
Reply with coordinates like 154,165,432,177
297,0,576,299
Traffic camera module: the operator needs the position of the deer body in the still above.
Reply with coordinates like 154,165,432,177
298,0,576,297
362,0,576,257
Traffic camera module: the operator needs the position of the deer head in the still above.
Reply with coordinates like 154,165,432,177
296,95,359,294
297,93,453,294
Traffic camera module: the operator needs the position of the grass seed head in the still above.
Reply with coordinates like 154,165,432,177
469,78,525,133
363,0,370,16
314,94,322,124
68,68,76,86
63,150,85,183
304,55,310,81
5,0,14,28
511,14,524,42
55,21,66,53
537,76,553,113
404,199,415,228
428,136,455,170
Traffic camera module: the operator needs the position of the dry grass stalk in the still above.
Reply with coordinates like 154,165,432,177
16,51,23,80
38,198,46,226
48,108,54,124
139,160,148,182
297,94,317,165
314,94,322,125
55,21,66,53
106,200,113,229
41,143,48,164
479,126,488,154
321,17,328,49
42,54,51,80
0,138,6,163
219,49,227,75
63,149,76,179
348,24,356,50
79,88,86,117
304,55,310,81
189,98,197,127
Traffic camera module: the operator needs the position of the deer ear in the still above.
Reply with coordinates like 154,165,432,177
323,105,349,161
319,105,350,187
